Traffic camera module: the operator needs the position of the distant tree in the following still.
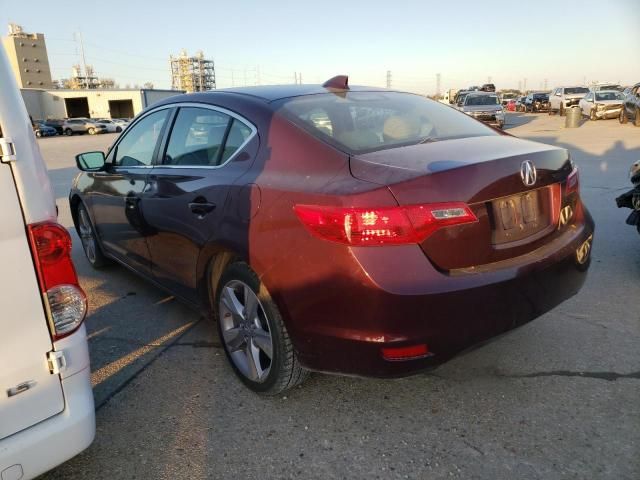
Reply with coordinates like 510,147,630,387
143,82,154,89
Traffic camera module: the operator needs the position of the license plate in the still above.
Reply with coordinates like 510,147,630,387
491,187,553,245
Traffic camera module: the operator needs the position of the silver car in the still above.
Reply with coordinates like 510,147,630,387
62,118,107,136
460,92,505,128
579,90,625,120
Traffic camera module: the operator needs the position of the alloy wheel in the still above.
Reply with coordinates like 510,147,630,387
218,280,273,383
78,207,97,264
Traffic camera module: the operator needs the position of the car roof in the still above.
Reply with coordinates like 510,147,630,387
164,84,391,103
466,91,497,96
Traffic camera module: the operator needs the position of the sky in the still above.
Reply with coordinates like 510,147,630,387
1,0,638,94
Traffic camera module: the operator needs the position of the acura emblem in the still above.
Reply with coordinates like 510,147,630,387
520,160,537,187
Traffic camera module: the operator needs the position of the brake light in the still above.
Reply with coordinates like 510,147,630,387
27,222,87,340
566,167,579,195
294,202,477,246
382,344,430,361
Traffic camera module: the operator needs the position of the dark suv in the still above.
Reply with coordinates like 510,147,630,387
619,82,640,127
524,93,550,112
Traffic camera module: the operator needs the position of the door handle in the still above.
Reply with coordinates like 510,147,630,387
188,201,216,217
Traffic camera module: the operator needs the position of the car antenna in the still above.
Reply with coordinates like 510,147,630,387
322,75,349,90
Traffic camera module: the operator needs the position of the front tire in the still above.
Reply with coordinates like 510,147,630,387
620,108,628,124
76,202,110,268
64,128,73,136
216,262,309,395
88,127,96,135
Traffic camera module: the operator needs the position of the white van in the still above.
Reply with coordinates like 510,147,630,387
0,43,94,479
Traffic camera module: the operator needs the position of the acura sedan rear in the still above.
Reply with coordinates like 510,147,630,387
70,76,594,394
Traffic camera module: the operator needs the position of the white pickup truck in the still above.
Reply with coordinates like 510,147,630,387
0,42,94,479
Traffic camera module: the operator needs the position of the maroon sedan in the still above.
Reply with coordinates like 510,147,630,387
70,76,594,394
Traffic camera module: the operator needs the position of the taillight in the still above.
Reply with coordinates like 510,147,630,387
294,202,477,246
27,222,87,340
566,167,579,195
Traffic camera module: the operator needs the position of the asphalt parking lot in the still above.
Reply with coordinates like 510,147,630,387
38,114,639,480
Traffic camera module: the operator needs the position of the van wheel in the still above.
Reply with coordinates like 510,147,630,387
77,203,110,268
619,109,628,124
64,128,73,136
216,262,309,395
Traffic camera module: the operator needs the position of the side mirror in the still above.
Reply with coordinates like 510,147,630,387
75,151,105,171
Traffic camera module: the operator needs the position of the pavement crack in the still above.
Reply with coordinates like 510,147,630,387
506,370,640,382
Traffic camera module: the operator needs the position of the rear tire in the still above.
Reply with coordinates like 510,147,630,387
64,128,73,136
76,202,110,268
216,262,309,395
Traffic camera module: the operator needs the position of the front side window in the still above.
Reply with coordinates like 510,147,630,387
277,91,498,155
114,109,169,167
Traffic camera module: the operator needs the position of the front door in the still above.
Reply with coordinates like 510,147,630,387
143,106,257,302
87,108,171,276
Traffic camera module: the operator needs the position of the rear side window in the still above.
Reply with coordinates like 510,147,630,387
114,109,169,167
164,107,252,167
277,91,497,154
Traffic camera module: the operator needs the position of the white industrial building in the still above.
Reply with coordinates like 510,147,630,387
20,88,183,121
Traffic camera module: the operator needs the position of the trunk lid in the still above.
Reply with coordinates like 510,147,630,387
350,135,572,271
0,160,65,441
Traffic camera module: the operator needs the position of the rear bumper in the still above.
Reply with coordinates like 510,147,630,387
284,211,594,377
0,330,95,480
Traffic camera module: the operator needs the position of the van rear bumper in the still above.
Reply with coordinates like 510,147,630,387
0,367,95,480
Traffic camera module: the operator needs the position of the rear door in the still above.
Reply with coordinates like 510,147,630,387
143,105,257,302
0,144,64,440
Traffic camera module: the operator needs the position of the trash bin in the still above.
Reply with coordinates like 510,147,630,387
565,106,582,128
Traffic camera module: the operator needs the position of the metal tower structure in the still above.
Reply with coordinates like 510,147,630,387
170,50,216,92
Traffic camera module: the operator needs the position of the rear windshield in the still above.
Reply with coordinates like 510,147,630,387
565,87,589,95
532,93,549,99
464,95,499,106
277,92,497,154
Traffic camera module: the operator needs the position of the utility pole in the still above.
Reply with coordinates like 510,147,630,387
386,70,392,89
299,73,302,84
76,31,89,89
436,73,441,97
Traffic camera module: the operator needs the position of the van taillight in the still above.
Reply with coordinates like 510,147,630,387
27,222,87,340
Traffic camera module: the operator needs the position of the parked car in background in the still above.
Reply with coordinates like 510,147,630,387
460,92,505,128
515,95,527,112
524,92,550,112
95,118,124,133
619,83,640,126
42,119,65,135
62,118,107,136
113,118,130,129
0,38,94,480
454,90,472,109
69,77,593,394
500,92,519,106
480,83,496,92
549,86,590,116
33,122,57,137
579,90,625,120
